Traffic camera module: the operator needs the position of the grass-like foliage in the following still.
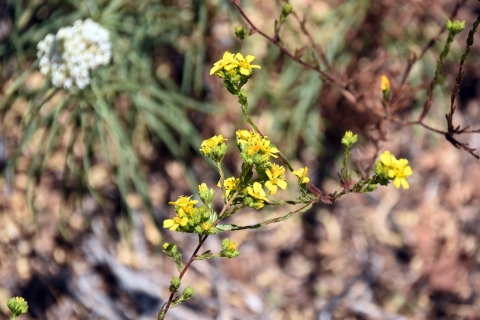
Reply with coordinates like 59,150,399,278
0,0,218,224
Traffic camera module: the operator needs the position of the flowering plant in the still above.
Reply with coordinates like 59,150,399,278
157,52,413,319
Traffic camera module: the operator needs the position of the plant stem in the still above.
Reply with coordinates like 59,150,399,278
159,195,237,319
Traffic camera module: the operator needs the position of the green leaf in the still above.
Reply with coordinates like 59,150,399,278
195,250,215,260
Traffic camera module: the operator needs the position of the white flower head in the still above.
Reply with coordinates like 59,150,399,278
37,19,112,90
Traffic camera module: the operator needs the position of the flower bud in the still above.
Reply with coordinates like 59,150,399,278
446,19,465,35
341,131,358,148
282,3,293,17
8,297,28,318
169,277,181,293
381,75,390,101
234,25,249,40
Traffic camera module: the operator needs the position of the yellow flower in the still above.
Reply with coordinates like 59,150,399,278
265,164,287,195
210,51,237,75
380,150,395,167
377,151,413,189
381,75,390,91
236,129,251,142
163,210,188,231
292,167,310,183
247,182,269,202
259,137,279,159
218,177,240,197
163,243,170,249
246,134,262,156
234,53,261,76
228,241,237,251
169,195,198,207
390,158,413,189
379,150,398,177
345,131,353,138
169,195,198,217
201,134,226,155
201,222,211,231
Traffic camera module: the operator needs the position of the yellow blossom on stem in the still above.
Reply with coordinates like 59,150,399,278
260,138,279,159
169,195,198,207
390,158,413,189
381,75,390,91
218,177,240,197
198,183,208,192
234,53,261,76
163,243,170,249
379,150,397,177
377,150,413,189
210,51,237,75
247,182,269,203
169,195,198,217
292,167,310,183
265,164,287,195
200,134,226,155
201,222,211,231
163,210,188,231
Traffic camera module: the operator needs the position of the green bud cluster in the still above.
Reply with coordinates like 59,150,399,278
7,297,28,319
446,19,466,35
219,238,240,258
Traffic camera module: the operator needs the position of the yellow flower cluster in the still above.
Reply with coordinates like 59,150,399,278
210,52,261,77
378,151,413,189
236,129,279,163
201,134,226,155
164,196,198,231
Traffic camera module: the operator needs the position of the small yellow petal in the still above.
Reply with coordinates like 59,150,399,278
403,166,413,176
393,178,401,188
180,217,188,226
265,169,273,180
235,53,245,60
277,180,287,190
240,67,250,76
265,181,277,195
163,219,174,228
210,66,219,75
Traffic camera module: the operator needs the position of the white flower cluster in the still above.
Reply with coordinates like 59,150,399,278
37,19,112,90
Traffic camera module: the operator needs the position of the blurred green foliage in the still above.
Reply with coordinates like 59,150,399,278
0,0,219,223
